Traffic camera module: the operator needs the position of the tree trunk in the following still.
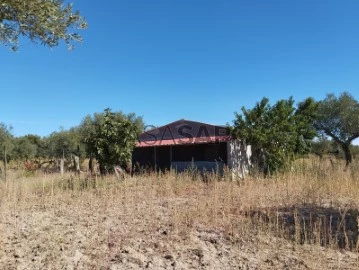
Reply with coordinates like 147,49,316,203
89,155,93,174
114,165,125,180
60,149,65,176
342,143,352,166
60,159,64,175
73,154,80,173
3,145,7,181
99,162,106,175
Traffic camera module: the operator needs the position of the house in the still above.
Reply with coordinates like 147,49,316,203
133,119,251,178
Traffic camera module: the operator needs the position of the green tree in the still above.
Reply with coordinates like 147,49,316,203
45,128,81,159
0,123,14,161
314,92,359,166
311,135,335,158
23,134,47,158
351,144,359,160
0,0,87,50
83,108,142,174
232,97,317,174
294,97,318,154
12,136,38,160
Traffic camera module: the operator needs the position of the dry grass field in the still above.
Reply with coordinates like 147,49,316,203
0,157,359,269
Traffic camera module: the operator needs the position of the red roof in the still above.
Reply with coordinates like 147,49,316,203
136,135,231,147
136,119,231,148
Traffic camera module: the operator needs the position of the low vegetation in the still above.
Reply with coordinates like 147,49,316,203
0,157,358,269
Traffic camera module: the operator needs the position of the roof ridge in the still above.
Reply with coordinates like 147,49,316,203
143,119,226,134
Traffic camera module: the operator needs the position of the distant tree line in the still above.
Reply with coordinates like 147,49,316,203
0,109,144,174
0,92,358,176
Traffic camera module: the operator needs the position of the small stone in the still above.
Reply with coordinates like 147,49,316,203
73,250,83,265
164,254,173,260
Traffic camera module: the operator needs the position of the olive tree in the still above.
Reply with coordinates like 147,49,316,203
23,134,47,158
0,123,14,179
44,127,85,160
0,123,14,156
314,92,359,166
0,0,87,50
12,136,38,160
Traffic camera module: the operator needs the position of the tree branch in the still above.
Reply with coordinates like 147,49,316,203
348,132,359,144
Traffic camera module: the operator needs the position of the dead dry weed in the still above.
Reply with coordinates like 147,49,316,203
0,157,358,269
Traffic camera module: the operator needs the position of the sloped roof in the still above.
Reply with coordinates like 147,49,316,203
136,119,231,147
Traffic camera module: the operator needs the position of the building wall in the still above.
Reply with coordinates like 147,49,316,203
227,140,252,179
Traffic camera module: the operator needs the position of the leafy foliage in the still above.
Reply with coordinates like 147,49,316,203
23,134,48,158
82,109,143,173
12,136,38,160
314,92,359,165
232,97,317,174
310,136,338,158
0,123,14,160
0,0,87,50
45,128,82,159
294,97,318,152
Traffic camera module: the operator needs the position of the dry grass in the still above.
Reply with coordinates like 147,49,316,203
0,157,358,269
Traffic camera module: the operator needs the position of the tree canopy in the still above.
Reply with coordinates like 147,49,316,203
12,136,38,160
0,123,14,162
0,0,87,50
232,97,317,174
81,109,144,174
45,128,83,159
314,92,359,166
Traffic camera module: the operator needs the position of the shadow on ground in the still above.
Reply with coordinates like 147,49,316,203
245,205,359,251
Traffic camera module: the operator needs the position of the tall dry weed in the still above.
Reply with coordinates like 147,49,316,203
0,157,358,253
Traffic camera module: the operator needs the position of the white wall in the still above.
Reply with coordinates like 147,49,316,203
227,140,251,179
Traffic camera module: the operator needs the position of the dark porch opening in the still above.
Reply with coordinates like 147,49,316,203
132,142,228,172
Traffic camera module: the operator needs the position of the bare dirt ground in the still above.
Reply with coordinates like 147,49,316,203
0,169,358,269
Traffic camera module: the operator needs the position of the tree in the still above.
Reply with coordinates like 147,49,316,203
314,92,359,166
12,136,38,160
23,134,47,158
82,108,143,175
45,128,81,159
311,135,337,158
232,97,317,174
0,123,14,162
0,0,87,50
294,97,319,154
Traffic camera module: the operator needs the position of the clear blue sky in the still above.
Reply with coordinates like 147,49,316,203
1,0,359,137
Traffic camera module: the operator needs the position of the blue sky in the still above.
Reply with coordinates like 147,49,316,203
1,0,359,137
